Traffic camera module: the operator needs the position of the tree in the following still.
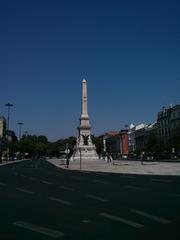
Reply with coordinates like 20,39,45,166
47,136,76,157
91,135,104,156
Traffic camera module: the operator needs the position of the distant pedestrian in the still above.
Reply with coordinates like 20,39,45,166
66,157,69,168
140,152,145,165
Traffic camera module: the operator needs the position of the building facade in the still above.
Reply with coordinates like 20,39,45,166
128,123,147,153
134,122,157,152
103,130,129,158
0,116,6,138
157,104,180,145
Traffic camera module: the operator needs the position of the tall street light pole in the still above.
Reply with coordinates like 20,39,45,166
18,122,23,140
5,102,13,162
5,103,13,131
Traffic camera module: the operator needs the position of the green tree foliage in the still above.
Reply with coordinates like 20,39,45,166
47,136,76,157
10,135,49,157
91,135,104,156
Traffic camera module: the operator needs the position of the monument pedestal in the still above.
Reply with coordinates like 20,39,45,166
73,144,99,161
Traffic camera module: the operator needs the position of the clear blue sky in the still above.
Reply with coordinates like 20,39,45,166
0,0,179,141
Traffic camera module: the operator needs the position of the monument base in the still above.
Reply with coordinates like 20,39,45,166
72,145,99,161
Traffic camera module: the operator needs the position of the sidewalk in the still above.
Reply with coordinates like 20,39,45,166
47,158,180,176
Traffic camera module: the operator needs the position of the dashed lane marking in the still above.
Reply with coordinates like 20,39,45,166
13,221,64,238
95,172,107,175
48,197,72,205
92,179,110,184
99,213,144,228
41,181,53,185
59,186,75,191
120,175,136,179
16,188,34,194
29,177,37,181
174,194,180,197
87,194,108,202
151,179,172,183
71,176,82,180
82,219,91,223
20,174,26,177
124,186,147,191
131,209,171,224
56,173,64,177
0,182,7,186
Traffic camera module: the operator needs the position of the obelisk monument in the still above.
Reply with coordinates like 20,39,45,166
72,79,99,161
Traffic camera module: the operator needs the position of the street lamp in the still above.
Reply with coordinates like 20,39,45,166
5,103,13,131
5,103,13,162
17,122,23,140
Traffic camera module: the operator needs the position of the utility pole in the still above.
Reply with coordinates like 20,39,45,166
17,122,23,140
5,102,13,162
80,149,82,170
5,103,13,131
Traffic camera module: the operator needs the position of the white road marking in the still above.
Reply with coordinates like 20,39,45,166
41,180,53,185
29,177,37,181
48,197,72,205
59,186,75,191
71,176,81,180
13,221,64,238
82,219,91,223
100,213,144,228
82,171,90,174
125,186,146,191
16,188,34,194
56,173,64,177
95,172,107,175
92,179,110,184
20,174,26,177
120,175,136,179
174,194,180,197
151,178,172,183
0,182,7,186
87,194,108,202
131,209,171,224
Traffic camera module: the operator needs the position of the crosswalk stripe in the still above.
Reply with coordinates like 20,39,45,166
87,194,108,202
131,209,171,224
151,179,172,183
48,197,72,205
92,179,110,184
120,175,136,179
13,221,64,238
41,181,53,185
125,186,146,191
71,176,81,180
16,188,34,194
29,177,37,181
99,213,144,228
59,186,75,191
0,182,7,186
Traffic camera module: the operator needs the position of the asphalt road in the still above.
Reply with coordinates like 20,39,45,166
0,159,180,240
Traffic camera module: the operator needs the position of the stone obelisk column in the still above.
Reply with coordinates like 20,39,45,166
72,79,99,161
82,79,88,117
80,79,90,129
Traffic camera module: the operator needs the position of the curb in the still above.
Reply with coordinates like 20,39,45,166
0,159,30,167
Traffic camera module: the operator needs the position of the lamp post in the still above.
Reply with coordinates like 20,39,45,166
5,103,13,131
5,102,13,162
17,122,23,140
80,149,82,170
